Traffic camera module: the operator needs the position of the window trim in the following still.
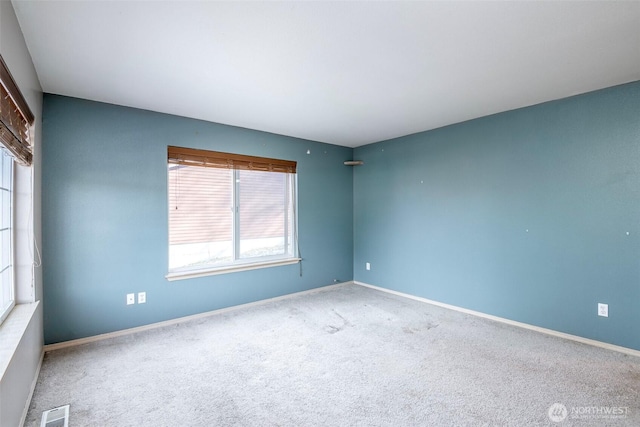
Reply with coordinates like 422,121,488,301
166,146,299,279
165,257,301,281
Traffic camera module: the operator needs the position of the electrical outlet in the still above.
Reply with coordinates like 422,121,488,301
126,293,135,305
366,262,371,271
598,303,608,317
138,292,146,304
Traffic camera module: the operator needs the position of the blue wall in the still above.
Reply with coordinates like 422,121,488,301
354,81,640,351
42,95,354,344
44,82,640,350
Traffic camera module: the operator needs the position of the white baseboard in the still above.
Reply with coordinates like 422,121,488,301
20,348,44,427
354,281,640,359
44,282,351,352
46,280,639,358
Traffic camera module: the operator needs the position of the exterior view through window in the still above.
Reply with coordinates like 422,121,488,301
167,146,297,276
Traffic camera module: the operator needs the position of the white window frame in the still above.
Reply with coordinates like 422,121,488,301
0,148,14,324
166,163,299,281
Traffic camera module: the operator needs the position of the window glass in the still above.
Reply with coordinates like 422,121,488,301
168,160,296,274
238,169,291,259
0,149,13,323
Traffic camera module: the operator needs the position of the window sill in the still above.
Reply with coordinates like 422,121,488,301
165,257,301,281
0,301,40,378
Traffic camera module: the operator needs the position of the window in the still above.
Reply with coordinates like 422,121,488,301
0,54,33,323
167,146,298,279
0,149,13,323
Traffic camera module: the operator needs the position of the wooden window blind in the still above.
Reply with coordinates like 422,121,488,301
168,146,297,174
0,55,34,166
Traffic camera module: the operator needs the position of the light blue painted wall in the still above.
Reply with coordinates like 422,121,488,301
42,95,354,344
354,81,640,351
44,82,640,350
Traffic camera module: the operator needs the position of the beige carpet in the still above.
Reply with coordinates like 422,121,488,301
26,284,640,426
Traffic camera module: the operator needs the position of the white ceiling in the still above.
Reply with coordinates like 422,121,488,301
12,1,640,148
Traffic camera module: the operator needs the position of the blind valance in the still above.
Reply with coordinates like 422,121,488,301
0,55,34,166
168,146,297,174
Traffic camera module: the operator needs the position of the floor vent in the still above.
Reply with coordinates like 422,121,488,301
40,405,69,427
